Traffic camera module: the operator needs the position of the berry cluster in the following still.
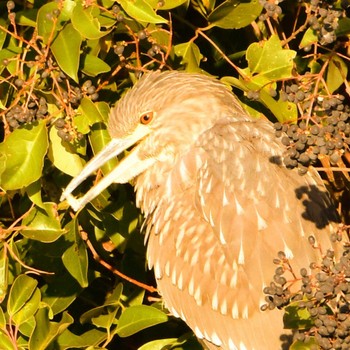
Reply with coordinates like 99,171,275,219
262,234,350,350
54,117,83,143
307,0,344,45
258,0,284,19
5,97,48,130
274,88,350,175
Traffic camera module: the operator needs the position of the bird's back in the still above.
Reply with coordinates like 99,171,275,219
136,115,341,350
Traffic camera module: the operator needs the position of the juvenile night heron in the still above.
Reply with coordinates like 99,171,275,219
61,71,341,350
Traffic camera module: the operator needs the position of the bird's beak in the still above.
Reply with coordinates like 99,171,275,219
60,124,155,211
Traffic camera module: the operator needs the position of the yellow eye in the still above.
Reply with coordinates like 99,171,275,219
140,111,153,125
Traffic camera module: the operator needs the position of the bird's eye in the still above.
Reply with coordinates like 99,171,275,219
140,112,153,125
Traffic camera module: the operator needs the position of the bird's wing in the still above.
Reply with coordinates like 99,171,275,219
145,117,340,349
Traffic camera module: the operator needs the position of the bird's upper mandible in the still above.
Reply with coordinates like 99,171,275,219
61,70,341,350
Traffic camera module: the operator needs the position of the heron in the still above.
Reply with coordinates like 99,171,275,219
61,70,342,350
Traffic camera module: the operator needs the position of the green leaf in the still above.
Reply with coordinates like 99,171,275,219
174,42,203,72
29,308,73,350
0,121,48,190
41,274,81,315
16,9,38,27
208,0,262,29
81,54,111,76
246,35,296,80
299,27,318,49
51,23,82,82
116,305,168,337
89,122,119,176
290,338,318,350
8,275,38,317
222,76,298,123
326,55,347,94
62,219,88,288
0,306,6,328
48,127,85,177
336,17,350,37
119,0,168,23
80,283,122,324
0,18,8,50
36,2,65,44
72,2,112,40
0,247,8,303
22,203,66,243
146,0,188,10
12,288,41,326
0,332,16,350
139,338,179,350
78,97,106,125
26,180,45,209
56,328,107,348
283,302,314,330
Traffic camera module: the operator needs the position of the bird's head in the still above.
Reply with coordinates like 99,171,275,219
61,71,242,211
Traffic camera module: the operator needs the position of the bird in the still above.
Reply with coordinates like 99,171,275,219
61,70,343,350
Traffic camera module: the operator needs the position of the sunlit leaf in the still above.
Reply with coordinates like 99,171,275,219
48,127,85,177
72,2,112,39
119,0,168,23
22,203,66,242
146,0,188,10
0,121,48,190
29,308,73,350
116,305,168,337
299,27,318,49
12,288,41,325
174,42,203,72
246,35,296,80
51,23,82,82
8,275,38,317
326,55,348,94
209,0,262,29
0,247,8,303
62,219,88,287
81,54,111,76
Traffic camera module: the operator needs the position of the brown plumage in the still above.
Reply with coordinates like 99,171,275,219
61,71,342,349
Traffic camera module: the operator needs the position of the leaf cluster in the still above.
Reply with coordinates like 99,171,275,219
0,0,350,349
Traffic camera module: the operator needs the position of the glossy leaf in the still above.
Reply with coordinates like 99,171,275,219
174,42,203,72
81,54,111,76
0,121,48,190
48,127,85,177
147,0,188,10
0,332,16,350
51,24,82,82
326,55,348,94
22,203,66,242
12,288,41,325
116,305,168,337
119,0,168,23
7,275,38,317
89,122,119,176
0,247,8,303
209,0,262,29
29,308,73,350
78,97,106,125
36,2,65,44
283,302,314,330
246,35,296,80
62,219,88,287
72,2,112,40
80,283,123,324
299,27,318,49
290,338,317,350
26,180,45,209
